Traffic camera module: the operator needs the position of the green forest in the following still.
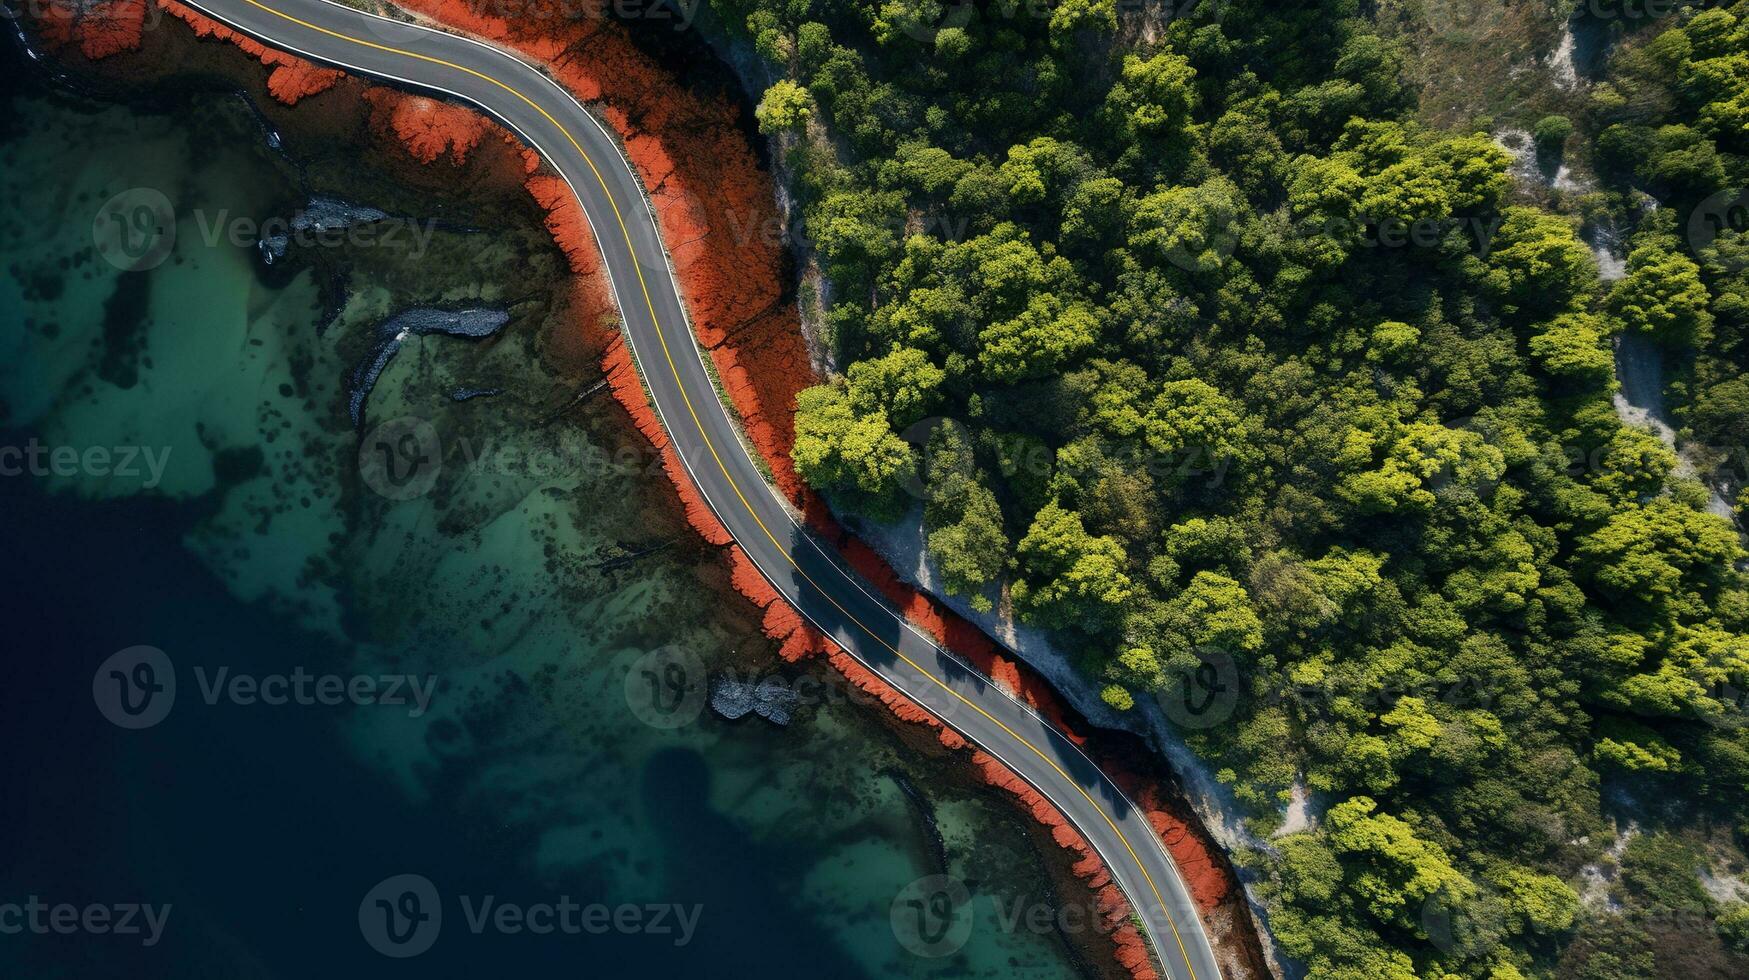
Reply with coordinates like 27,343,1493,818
718,0,1749,975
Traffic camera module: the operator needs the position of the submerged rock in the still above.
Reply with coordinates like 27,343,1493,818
448,386,504,403
347,308,511,430
293,196,386,234
257,197,389,267
258,233,288,265
709,674,799,726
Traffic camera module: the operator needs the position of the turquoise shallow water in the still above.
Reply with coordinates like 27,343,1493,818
0,37,1102,980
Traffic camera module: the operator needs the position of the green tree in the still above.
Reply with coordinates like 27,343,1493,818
979,293,1099,382
808,189,904,295
1595,718,1683,772
1325,796,1473,929
791,383,915,518
1484,207,1597,316
1619,832,1711,913
1575,498,1741,615
1610,242,1715,349
922,422,1009,608
1013,500,1133,630
1368,321,1419,363
1143,378,1253,473
1719,901,1749,953
1528,312,1615,380
755,79,813,134
1100,683,1135,710
846,346,945,427
1533,114,1573,154
1167,570,1264,654
1130,178,1242,275
1047,0,1116,39
1692,375,1749,449
1494,867,1579,936
1336,420,1507,514
1109,51,1198,137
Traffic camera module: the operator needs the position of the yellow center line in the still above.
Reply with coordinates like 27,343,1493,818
219,2,1201,973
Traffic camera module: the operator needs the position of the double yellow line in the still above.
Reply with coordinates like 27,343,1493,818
215,2,1203,973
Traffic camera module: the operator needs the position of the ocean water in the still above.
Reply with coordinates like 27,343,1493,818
0,37,1099,980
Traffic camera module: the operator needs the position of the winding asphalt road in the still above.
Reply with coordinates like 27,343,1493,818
171,2,1225,975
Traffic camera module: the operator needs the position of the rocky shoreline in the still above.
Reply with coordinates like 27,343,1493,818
347,305,510,429
708,672,798,725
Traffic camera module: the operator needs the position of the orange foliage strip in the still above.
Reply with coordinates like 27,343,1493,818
820,629,1159,980
529,111,836,664
1117,773,1233,912
160,0,342,103
703,323,817,504
551,193,829,663
32,0,149,60
361,90,493,165
1111,923,1162,980
970,750,1162,980
727,546,828,662
600,313,828,660
826,647,927,726
525,174,599,276
599,335,731,551
832,531,1089,745
387,0,820,504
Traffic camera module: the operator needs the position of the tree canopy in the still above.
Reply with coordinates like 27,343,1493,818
716,0,1749,974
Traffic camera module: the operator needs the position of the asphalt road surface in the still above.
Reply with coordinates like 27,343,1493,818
171,2,1226,975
